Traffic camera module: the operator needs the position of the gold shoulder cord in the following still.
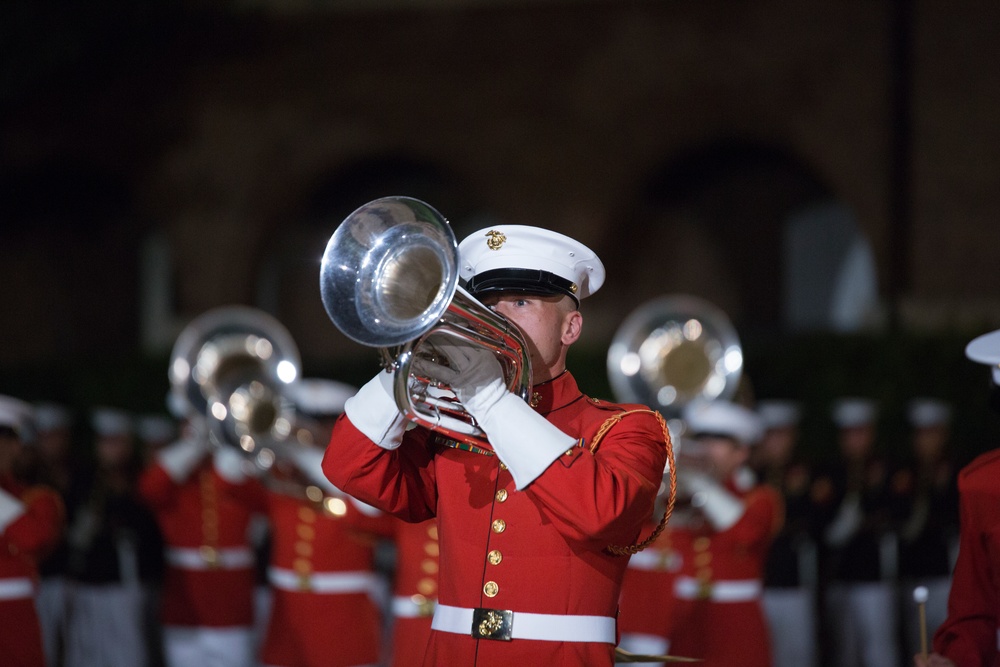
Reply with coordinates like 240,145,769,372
589,409,676,556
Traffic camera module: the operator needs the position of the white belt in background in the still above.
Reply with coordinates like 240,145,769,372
432,603,616,643
268,567,376,594
392,594,436,618
674,576,761,602
627,548,678,571
166,546,254,571
0,577,33,600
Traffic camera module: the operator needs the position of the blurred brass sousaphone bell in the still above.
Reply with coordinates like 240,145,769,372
169,306,302,470
319,196,531,449
607,294,743,417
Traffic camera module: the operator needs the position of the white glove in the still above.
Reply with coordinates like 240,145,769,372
0,488,26,533
213,447,249,483
343,370,407,450
418,339,575,489
825,492,863,546
677,469,746,531
157,437,211,483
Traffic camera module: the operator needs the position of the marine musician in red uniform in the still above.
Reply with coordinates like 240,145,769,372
322,224,669,666
917,328,1000,667
664,399,782,667
0,395,64,667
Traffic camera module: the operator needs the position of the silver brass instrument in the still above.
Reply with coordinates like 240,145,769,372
169,305,301,470
319,196,531,448
607,294,743,417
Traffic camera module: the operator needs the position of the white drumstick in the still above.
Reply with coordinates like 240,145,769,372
914,586,929,659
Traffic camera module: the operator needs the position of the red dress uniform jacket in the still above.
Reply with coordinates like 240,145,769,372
0,477,64,667
323,371,667,667
261,482,393,667
138,458,267,627
933,449,1000,667
388,517,440,667
666,480,782,667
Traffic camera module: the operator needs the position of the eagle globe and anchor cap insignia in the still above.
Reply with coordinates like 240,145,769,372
485,230,507,250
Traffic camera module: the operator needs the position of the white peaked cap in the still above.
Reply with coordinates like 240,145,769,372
91,406,133,438
684,400,764,447
0,395,33,438
907,398,952,428
831,397,877,428
34,402,71,432
291,379,358,418
966,329,1000,385
757,399,802,429
137,414,177,443
459,225,605,304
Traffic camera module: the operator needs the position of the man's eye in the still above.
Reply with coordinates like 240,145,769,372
514,299,528,307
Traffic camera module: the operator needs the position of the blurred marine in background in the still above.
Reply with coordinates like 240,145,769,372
0,395,65,667
917,328,1000,667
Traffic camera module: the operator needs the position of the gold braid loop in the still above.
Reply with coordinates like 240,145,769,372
589,409,676,557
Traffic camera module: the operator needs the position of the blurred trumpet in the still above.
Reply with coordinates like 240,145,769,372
607,294,743,418
169,306,301,471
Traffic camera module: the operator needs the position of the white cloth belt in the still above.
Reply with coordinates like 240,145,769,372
165,546,254,571
392,595,437,618
674,576,762,602
0,577,33,600
627,548,675,571
268,567,376,594
431,603,616,643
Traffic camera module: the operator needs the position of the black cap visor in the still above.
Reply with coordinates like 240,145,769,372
466,268,579,305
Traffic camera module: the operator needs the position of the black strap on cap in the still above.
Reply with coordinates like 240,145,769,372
465,268,579,305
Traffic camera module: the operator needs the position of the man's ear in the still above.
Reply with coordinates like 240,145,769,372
562,309,583,345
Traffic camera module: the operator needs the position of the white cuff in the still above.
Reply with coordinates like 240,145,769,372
157,438,209,483
213,447,249,483
478,394,576,490
684,473,746,531
343,371,407,450
0,488,25,532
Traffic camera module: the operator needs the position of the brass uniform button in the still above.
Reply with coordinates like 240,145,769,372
324,497,348,517
499,462,508,471
305,485,324,504
694,552,712,567
294,558,312,575
417,578,437,595
483,581,499,597
295,541,313,557
421,559,439,574
427,524,438,539
693,536,711,551
298,506,316,522
424,542,440,557
487,549,503,566
495,489,508,502
297,524,316,540
491,519,506,533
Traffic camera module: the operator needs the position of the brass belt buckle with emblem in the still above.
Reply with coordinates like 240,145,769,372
696,579,714,600
199,545,220,569
471,607,513,641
